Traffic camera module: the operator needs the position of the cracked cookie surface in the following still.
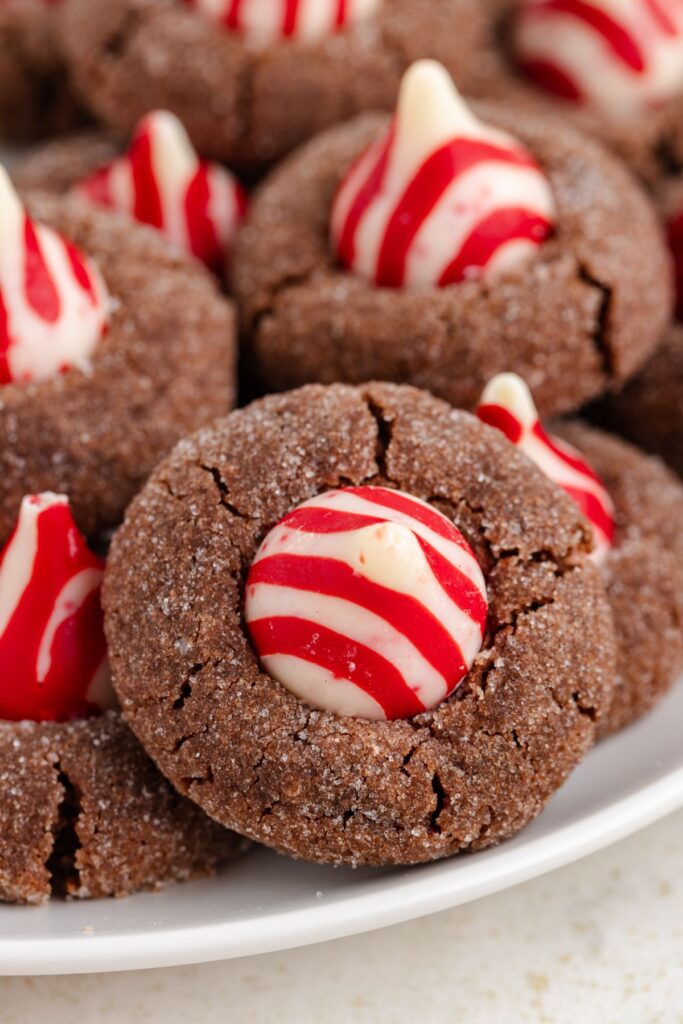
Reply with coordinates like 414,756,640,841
0,711,246,905
103,383,616,866
59,0,484,175
0,190,236,547
231,107,670,418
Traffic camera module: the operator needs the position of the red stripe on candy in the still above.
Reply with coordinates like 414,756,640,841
517,58,584,100
282,0,302,36
534,423,605,487
248,553,467,682
248,616,426,719
344,487,473,550
129,128,164,230
0,290,11,386
416,538,488,632
643,0,677,36
185,165,222,271
335,129,395,269
563,485,616,544
63,238,99,306
438,208,552,286
477,403,524,444
224,0,243,29
280,506,383,535
336,0,348,26
24,216,60,323
530,0,645,72
374,140,541,288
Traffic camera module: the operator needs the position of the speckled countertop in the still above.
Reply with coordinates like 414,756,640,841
1,809,681,1023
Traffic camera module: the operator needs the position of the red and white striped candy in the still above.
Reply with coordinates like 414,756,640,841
514,0,683,118
184,0,380,48
75,110,247,273
0,167,109,387
245,485,488,720
0,494,113,723
477,374,616,563
331,60,555,290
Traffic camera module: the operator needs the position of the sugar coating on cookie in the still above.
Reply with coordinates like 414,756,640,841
185,0,382,48
514,0,683,119
477,373,615,562
0,168,109,385
0,493,112,723
330,60,555,289
75,110,247,272
245,485,488,720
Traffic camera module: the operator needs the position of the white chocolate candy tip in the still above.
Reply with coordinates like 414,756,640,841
479,373,538,430
396,60,479,149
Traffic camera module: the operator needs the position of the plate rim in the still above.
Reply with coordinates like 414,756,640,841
3,756,683,976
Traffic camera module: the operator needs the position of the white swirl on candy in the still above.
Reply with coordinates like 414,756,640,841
477,373,615,563
330,60,555,290
75,110,247,273
0,167,109,386
245,485,488,721
184,0,381,48
514,0,683,119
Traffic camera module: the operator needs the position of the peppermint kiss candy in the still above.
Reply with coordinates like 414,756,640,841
184,0,381,48
0,167,109,387
0,493,112,723
477,374,616,562
76,110,247,273
245,486,488,721
514,0,683,119
330,60,555,290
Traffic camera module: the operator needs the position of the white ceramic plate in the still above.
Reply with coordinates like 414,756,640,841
0,677,681,976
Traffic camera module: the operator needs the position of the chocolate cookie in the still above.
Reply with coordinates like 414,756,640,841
470,0,683,185
0,188,236,546
553,422,683,735
0,4,82,143
0,711,246,905
231,104,671,418
59,0,484,175
103,382,616,867
594,326,683,481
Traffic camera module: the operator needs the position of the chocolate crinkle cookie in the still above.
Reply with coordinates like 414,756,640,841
0,188,236,546
554,421,683,736
593,327,683,482
232,102,671,418
103,382,616,867
0,3,82,143
59,0,485,175
0,712,246,905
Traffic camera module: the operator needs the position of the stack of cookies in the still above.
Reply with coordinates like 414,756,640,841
1,0,682,901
